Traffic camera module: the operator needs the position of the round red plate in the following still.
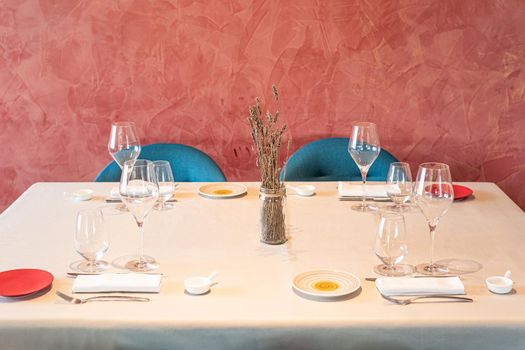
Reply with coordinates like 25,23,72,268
0,269,54,297
453,184,473,201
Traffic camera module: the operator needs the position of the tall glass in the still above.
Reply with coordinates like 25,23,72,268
374,212,412,276
386,162,413,212
154,160,176,210
348,122,380,212
74,209,109,272
413,162,454,275
120,159,159,272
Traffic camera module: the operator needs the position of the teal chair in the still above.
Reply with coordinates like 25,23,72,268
95,143,226,182
282,138,398,181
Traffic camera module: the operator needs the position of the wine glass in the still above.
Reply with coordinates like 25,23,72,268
120,159,159,272
348,122,381,212
74,209,109,272
108,121,141,168
386,162,413,212
413,162,454,275
374,212,412,276
154,160,176,210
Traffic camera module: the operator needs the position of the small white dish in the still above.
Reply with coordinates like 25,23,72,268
110,187,120,199
486,270,513,294
184,271,218,295
198,184,247,199
64,189,94,201
292,269,361,298
287,185,316,197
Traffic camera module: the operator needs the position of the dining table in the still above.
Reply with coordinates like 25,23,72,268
0,181,524,350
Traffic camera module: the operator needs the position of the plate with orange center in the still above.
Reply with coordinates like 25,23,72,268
292,269,361,298
198,183,248,199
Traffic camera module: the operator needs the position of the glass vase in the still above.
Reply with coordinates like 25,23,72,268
259,186,287,245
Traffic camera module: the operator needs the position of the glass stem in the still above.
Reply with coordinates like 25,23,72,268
361,169,368,208
429,223,437,267
137,221,145,265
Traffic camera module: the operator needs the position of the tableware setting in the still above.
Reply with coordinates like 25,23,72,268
56,291,150,304
184,270,218,295
64,189,94,201
198,183,248,199
0,269,54,298
71,273,162,293
291,269,361,299
486,270,513,294
347,122,381,212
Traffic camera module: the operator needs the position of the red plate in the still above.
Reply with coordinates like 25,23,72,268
0,269,54,297
453,184,473,201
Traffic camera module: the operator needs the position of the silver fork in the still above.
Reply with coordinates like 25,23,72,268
381,293,473,305
56,291,150,304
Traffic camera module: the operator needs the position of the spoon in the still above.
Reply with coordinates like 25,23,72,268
287,185,316,197
184,270,218,295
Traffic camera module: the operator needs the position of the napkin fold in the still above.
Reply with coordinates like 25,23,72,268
72,273,162,293
375,277,465,296
338,182,391,198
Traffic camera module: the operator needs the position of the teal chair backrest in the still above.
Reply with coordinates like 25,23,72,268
95,143,226,182
282,138,398,181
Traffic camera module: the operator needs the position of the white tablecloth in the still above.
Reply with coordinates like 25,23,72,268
0,182,524,349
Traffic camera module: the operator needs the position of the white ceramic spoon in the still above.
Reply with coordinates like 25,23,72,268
184,270,218,295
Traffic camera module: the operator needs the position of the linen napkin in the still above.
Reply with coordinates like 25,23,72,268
72,273,162,293
375,277,465,296
337,182,391,198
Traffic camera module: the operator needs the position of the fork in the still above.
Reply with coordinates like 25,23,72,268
381,293,473,305
56,291,150,304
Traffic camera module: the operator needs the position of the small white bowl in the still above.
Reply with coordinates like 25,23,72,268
288,185,316,197
184,271,218,295
65,189,94,201
486,276,513,294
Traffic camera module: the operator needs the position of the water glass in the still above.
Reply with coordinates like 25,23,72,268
108,121,141,168
386,162,413,212
348,122,380,212
74,209,109,272
374,212,412,276
154,160,176,210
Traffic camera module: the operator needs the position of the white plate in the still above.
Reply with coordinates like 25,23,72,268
292,269,361,298
198,183,247,199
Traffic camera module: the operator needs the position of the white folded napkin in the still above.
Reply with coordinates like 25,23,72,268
72,273,162,293
338,182,391,198
375,277,465,296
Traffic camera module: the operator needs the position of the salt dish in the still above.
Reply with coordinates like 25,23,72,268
486,270,513,294
65,189,94,201
184,271,218,295
287,185,316,197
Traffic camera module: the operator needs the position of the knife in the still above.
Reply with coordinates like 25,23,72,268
338,197,392,202
105,199,177,203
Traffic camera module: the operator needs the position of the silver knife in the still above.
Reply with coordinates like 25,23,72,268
338,197,392,202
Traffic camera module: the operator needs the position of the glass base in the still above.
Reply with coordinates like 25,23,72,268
125,256,159,272
351,203,378,212
415,263,449,276
75,260,109,273
154,202,174,211
374,264,413,277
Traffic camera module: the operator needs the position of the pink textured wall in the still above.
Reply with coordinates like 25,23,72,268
1,0,524,212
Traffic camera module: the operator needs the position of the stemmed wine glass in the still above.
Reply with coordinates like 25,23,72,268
74,209,109,272
413,162,454,275
386,162,413,212
120,159,159,272
374,212,412,276
154,160,176,210
108,121,141,211
348,122,381,212
108,121,141,168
